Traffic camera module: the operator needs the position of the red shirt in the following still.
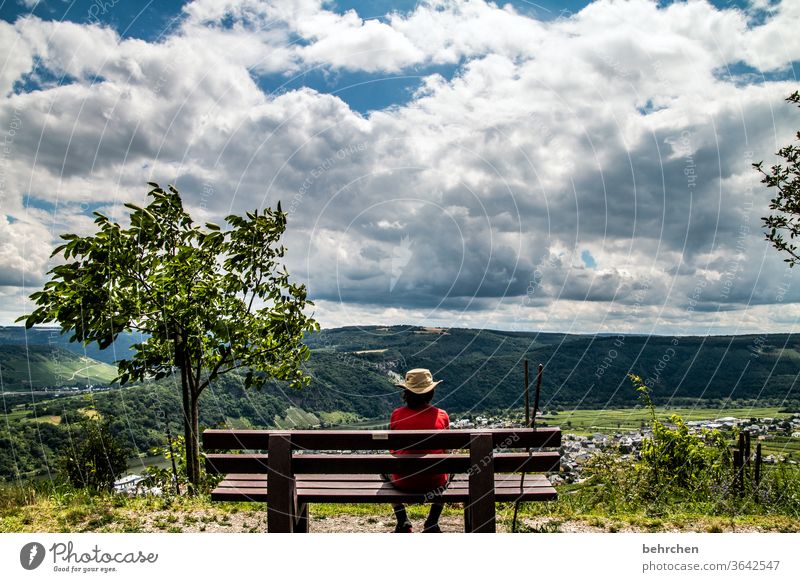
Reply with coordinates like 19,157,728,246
390,404,450,492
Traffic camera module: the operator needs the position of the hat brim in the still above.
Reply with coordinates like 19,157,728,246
394,379,443,394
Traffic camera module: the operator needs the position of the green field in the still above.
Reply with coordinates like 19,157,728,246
273,406,320,429
538,406,799,459
0,345,118,389
539,406,794,434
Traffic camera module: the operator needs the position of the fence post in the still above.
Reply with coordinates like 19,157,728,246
754,442,762,494
744,432,751,469
732,448,742,497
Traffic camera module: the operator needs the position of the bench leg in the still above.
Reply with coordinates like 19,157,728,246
295,503,309,533
467,432,496,533
268,433,295,533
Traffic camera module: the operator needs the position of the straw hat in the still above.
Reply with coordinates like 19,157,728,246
394,368,442,394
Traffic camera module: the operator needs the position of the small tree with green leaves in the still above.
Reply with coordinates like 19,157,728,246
58,418,128,492
755,90,800,266
629,374,730,499
20,183,319,492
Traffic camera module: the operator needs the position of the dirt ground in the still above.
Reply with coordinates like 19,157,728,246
118,507,776,533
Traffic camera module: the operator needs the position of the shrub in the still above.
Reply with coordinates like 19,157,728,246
143,435,221,496
629,375,731,501
580,376,733,512
57,419,128,492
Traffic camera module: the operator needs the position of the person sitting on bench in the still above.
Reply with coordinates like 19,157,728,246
387,368,450,533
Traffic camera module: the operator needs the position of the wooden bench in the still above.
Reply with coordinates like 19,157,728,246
203,427,561,533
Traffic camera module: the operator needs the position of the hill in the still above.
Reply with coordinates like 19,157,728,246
0,327,140,365
3,325,800,408
305,326,800,410
0,345,118,390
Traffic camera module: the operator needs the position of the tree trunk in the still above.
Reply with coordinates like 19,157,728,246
187,393,201,492
180,362,198,494
176,333,201,495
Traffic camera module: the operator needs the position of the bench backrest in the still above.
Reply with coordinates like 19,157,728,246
203,427,561,475
203,427,560,451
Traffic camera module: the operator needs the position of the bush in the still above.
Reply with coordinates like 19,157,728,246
57,419,128,492
143,435,221,496
580,375,733,512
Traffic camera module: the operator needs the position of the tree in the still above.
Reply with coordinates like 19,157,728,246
58,418,129,491
20,183,319,492
756,90,800,266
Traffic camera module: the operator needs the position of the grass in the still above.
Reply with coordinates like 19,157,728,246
2,480,799,533
1,403,797,533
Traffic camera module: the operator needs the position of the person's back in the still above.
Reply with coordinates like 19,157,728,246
390,402,449,491
387,368,449,532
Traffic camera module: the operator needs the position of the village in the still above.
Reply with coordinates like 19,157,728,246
450,412,800,484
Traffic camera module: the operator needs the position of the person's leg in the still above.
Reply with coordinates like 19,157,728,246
423,503,444,532
393,503,412,532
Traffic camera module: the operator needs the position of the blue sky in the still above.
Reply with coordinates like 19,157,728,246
1,0,799,334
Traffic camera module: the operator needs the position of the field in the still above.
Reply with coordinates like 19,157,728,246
538,406,799,459
539,406,793,433
0,345,118,389
273,406,320,429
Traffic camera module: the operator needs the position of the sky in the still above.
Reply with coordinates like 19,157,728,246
0,0,799,335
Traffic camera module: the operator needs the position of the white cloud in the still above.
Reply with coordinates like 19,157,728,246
0,215,52,287
0,20,35,95
1,0,799,333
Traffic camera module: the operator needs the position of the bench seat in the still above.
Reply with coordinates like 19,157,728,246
212,473,557,504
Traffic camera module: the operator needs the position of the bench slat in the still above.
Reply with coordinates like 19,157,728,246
217,478,555,491
206,452,560,475
203,428,561,451
211,476,557,504
218,473,552,485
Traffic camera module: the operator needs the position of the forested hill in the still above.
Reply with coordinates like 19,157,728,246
0,326,140,365
2,325,799,408
303,326,800,409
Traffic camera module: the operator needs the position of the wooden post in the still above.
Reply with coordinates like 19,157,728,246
745,432,751,465
267,433,295,533
745,432,751,478
755,443,762,490
732,449,742,497
467,432,495,533
524,359,530,427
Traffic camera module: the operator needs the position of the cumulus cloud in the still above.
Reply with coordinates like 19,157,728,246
0,216,51,287
1,0,799,334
